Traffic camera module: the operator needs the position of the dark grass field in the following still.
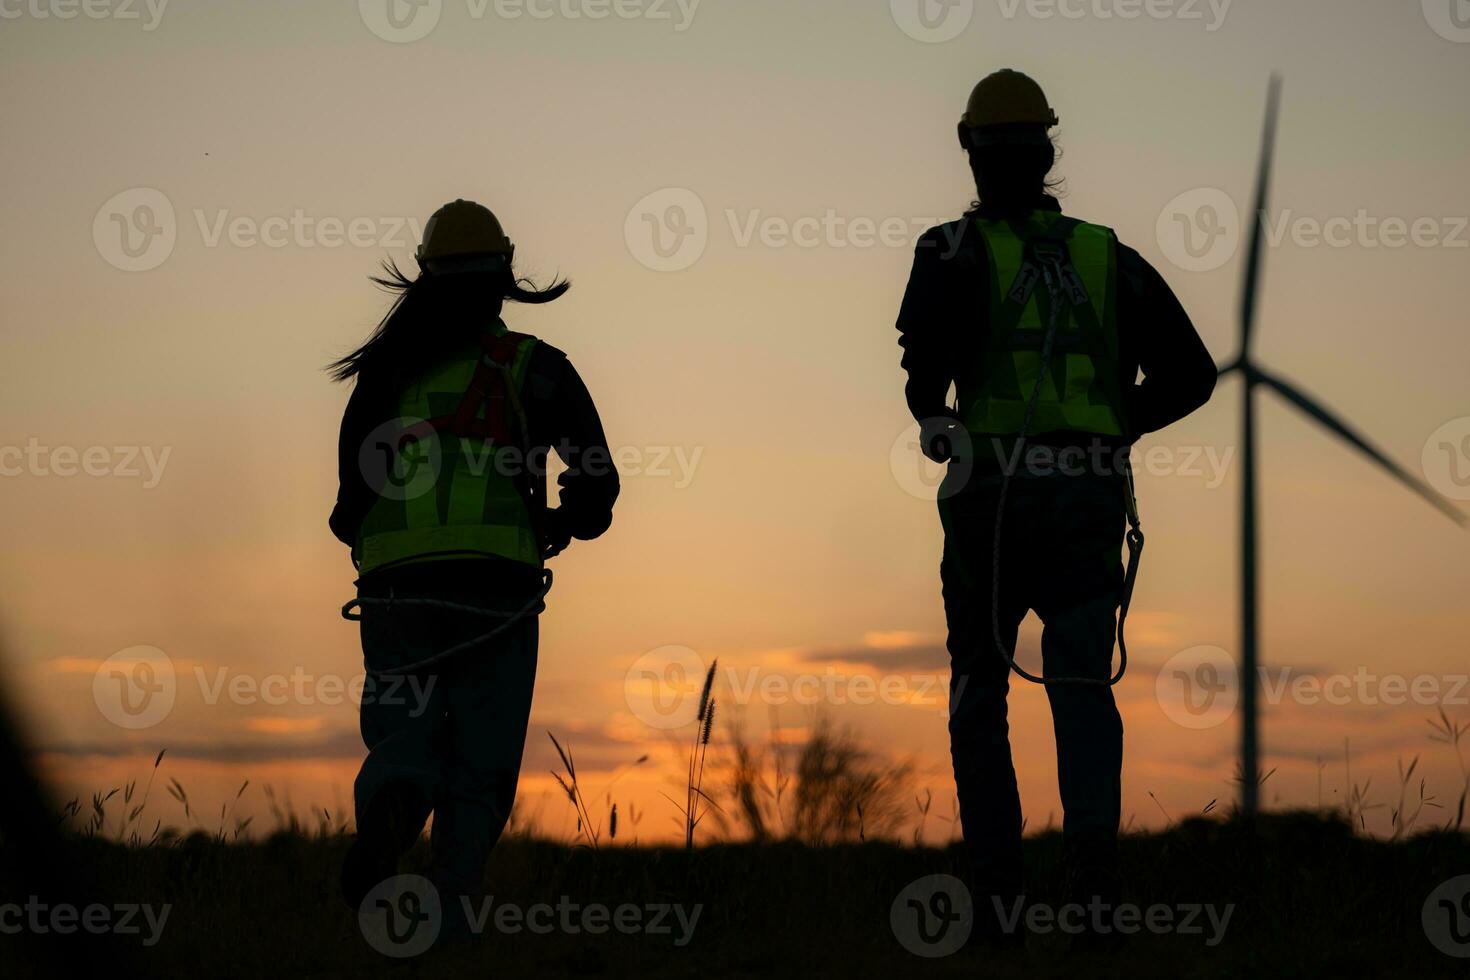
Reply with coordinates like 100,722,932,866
3,811,1467,978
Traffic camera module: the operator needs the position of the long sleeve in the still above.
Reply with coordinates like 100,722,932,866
896,221,974,422
329,372,395,547
523,346,620,542
1115,247,1219,437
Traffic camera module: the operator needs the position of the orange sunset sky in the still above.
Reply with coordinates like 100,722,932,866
3,0,1469,843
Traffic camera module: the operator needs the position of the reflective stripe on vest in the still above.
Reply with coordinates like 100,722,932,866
354,323,542,575
959,212,1126,439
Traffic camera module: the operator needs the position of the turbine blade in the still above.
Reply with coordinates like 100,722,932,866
1256,368,1466,527
1239,75,1282,358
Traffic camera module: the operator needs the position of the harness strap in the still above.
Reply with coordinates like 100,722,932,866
421,330,532,445
988,243,1140,689
404,330,545,546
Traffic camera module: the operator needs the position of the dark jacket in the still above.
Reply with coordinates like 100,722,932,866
330,340,619,595
897,197,1217,469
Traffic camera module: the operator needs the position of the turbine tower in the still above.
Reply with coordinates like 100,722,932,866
1219,76,1466,815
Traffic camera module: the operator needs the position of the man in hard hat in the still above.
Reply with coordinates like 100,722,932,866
895,71,1217,946
329,200,619,938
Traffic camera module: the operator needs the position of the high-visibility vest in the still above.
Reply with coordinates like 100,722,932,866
354,321,543,575
960,211,1128,440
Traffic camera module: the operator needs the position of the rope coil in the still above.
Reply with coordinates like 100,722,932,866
341,569,553,677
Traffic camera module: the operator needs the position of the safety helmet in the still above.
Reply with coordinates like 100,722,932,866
416,199,515,275
959,70,1058,149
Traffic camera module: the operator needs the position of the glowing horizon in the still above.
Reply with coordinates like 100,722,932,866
5,0,1470,844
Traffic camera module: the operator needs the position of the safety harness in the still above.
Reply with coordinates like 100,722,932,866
341,327,554,677
985,230,1146,688
405,328,549,554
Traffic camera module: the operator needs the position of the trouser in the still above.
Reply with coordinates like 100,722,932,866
353,580,539,900
939,471,1126,908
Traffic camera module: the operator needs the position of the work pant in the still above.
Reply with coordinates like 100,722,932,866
939,472,1126,908
353,580,539,900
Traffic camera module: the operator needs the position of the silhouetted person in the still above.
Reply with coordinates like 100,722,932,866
895,71,1216,945
328,200,618,936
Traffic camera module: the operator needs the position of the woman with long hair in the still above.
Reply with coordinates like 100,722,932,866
328,200,618,940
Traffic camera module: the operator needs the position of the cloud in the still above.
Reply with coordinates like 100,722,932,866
42,657,111,675
38,716,654,774
42,654,205,674
793,633,1049,674
245,716,325,735
36,728,365,765
862,631,934,650
796,637,950,672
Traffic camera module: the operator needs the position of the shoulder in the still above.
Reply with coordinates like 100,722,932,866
521,339,576,400
912,218,979,268
498,331,565,367
916,218,970,250
525,338,568,366
1110,240,1165,296
919,218,967,243
1066,215,1120,241
1061,215,1144,274
1061,218,1155,295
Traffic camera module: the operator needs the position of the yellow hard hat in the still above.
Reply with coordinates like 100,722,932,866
960,70,1058,147
417,199,515,273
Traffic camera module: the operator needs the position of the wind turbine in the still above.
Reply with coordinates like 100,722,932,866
1218,76,1467,815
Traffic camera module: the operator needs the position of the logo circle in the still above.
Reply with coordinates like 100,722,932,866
1422,0,1470,43
890,419,973,500
1156,645,1239,730
93,188,176,273
1423,875,1470,958
359,0,442,42
359,418,444,503
624,188,708,273
891,874,973,957
359,874,442,958
624,645,710,730
889,0,974,43
93,646,176,730
1422,417,1470,502
1156,187,1240,273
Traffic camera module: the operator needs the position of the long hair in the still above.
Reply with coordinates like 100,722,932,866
328,259,569,388
965,134,1065,217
